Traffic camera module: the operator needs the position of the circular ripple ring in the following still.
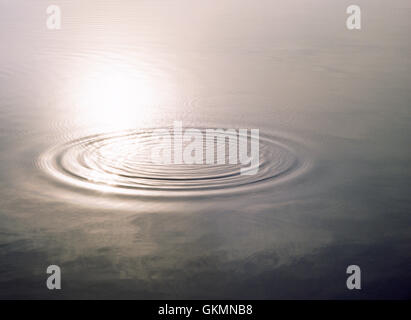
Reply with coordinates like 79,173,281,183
39,128,306,197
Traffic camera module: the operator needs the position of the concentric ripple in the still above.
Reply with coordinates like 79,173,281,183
39,128,308,197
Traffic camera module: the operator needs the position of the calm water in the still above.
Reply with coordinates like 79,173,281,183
1,0,410,299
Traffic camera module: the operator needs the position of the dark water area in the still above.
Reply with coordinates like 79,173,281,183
0,0,410,299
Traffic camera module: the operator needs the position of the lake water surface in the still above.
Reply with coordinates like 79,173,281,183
0,0,410,299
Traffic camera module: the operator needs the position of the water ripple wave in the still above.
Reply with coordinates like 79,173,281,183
38,128,310,197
